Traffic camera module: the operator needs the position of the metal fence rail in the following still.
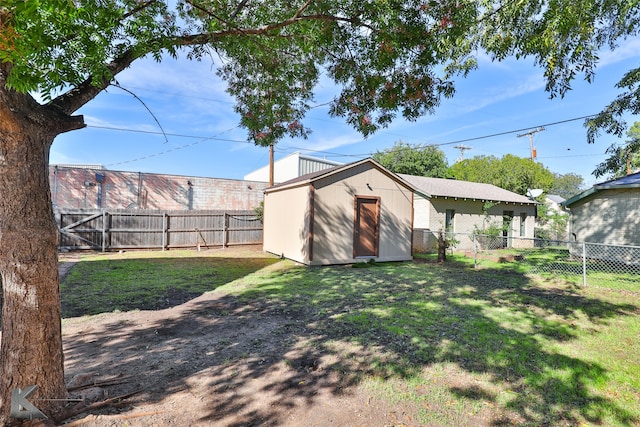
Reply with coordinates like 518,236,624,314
56,209,262,251
418,231,640,291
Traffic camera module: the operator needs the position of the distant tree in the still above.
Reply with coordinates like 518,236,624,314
549,173,585,199
447,155,500,184
372,141,449,177
593,122,640,179
449,154,554,195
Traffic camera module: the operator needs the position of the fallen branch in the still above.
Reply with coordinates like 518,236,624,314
54,390,142,424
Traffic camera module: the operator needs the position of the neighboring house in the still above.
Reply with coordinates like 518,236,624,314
263,158,415,265
399,174,538,251
50,165,267,211
244,151,343,183
562,172,640,246
538,194,569,241
545,194,566,213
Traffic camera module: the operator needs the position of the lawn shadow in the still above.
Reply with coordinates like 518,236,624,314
62,257,639,425
60,256,279,317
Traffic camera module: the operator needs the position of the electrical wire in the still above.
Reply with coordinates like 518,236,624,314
87,112,601,167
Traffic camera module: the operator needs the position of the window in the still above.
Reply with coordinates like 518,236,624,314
445,209,455,232
520,213,527,237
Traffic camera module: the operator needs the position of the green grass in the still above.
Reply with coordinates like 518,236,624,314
61,251,640,426
60,249,280,317
444,247,640,292
225,260,640,426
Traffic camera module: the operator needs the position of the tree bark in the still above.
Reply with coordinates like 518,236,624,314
0,79,83,423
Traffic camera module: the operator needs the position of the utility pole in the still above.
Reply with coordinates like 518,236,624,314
269,144,274,187
453,144,472,162
517,127,545,161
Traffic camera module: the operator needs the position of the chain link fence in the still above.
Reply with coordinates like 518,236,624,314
415,230,640,291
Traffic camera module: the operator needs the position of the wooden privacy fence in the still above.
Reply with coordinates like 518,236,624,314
56,209,263,251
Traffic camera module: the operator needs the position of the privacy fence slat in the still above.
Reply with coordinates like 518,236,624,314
56,209,262,251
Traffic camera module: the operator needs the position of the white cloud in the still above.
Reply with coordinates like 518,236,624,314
598,37,640,68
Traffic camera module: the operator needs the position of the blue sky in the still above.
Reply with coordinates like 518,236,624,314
50,38,640,189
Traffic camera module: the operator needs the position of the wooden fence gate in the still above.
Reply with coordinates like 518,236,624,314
56,209,263,251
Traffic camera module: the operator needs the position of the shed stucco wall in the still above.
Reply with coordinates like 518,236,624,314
263,185,311,264
310,163,413,265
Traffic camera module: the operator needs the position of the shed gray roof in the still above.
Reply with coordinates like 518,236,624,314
265,158,417,193
399,174,536,204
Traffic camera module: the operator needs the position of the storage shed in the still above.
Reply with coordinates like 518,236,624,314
263,158,415,265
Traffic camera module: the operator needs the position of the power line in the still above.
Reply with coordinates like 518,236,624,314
87,125,248,143
85,125,246,167
282,113,600,158
86,112,601,167
432,115,596,147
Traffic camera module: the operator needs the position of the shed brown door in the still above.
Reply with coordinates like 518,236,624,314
354,197,379,257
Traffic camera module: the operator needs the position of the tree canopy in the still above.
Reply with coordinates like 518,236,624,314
592,121,640,179
448,154,554,195
2,0,639,144
549,172,585,199
372,141,449,177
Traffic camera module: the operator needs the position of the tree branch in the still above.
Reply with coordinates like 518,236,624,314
177,13,371,42
50,10,370,115
50,48,140,115
230,0,250,21
122,0,158,20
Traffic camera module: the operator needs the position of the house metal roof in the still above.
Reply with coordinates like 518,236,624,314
546,194,566,204
562,171,640,208
399,174,536,204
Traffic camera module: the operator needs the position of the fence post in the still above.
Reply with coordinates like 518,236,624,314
222,212,228,247
582,241,587,287
162,212,167,251
101,210,107,252
473,234,478,269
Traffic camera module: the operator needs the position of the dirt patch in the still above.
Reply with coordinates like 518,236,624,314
61,269,420,426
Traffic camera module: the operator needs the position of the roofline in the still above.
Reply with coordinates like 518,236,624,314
562,181,640,207
264,158,417,194
244,151,343,177
399,174,537,205
595,182,640,190
296,152,343,166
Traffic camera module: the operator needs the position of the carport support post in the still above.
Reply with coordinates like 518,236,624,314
582,242,587,287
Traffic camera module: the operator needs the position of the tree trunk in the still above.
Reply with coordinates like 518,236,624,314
0,82,83,424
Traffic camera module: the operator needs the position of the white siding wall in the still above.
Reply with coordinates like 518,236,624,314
244,153,341,183
413,194,431,229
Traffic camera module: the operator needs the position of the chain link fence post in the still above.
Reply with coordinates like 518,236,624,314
582,241,587,287
473,234,478,269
